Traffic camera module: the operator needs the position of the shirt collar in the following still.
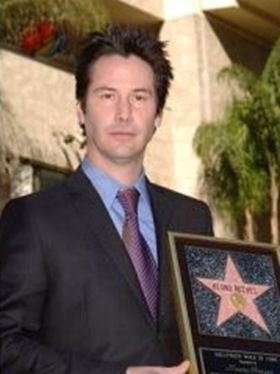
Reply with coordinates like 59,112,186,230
81,157,149,210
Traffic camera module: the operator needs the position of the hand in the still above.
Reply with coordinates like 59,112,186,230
126,360,190,374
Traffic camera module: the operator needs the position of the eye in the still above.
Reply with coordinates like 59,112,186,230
100,92,115,100
131,92,149,104
135,93,145,100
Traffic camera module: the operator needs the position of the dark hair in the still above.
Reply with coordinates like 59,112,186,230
75,24,173,114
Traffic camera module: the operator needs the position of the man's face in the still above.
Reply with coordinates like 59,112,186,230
77,54,160,170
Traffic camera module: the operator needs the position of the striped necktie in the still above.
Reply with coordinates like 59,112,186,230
117,188,158,320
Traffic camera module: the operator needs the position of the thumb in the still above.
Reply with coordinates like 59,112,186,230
178,360,190,372
167,360,190,373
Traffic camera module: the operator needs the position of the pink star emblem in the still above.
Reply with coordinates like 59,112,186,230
197,255,271,332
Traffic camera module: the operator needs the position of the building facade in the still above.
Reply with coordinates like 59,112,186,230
1,0,279,234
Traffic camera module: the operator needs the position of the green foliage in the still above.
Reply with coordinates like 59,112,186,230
218,64,257,97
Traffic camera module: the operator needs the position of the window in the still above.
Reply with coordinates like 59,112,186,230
33,163,70,192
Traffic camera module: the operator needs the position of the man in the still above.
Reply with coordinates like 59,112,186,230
0,25,213,373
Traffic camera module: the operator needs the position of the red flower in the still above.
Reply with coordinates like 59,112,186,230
20,20,57,55
37,20,56,41
20,25,41,54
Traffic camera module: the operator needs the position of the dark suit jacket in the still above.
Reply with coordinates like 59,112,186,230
0,167,213,374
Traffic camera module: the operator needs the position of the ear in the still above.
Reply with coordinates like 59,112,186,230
76,101,85,125
154,114,162,131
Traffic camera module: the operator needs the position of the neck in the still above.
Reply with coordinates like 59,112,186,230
86,154,144,186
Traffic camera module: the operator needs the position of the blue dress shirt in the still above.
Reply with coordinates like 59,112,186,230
81,158,158,263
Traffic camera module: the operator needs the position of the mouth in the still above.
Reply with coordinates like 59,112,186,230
110,131,136,140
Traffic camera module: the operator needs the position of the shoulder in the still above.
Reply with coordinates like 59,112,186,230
150,182,209,210
3,181,65,212
0,169,80,223
148,182,214,236
0,190,59,239
1,167,89,215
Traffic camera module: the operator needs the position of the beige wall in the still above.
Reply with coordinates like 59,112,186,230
1,50,79,166
146,14,210,197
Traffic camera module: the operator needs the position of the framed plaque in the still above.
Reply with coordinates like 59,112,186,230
167,232,280,374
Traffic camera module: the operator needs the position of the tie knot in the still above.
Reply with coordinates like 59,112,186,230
117,188,139,216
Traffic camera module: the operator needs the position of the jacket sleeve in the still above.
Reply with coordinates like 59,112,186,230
0,198,126,374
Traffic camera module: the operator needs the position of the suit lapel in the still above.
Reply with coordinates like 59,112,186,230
147,182,177,328
65,168,156,326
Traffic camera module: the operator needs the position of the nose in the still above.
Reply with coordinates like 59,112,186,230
116,96,132,122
